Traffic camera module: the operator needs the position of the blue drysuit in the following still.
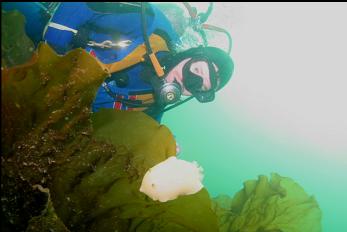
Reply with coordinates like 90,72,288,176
3,2,180,122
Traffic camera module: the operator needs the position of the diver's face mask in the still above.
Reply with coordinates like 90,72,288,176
149,56,220,109
182,57,218,103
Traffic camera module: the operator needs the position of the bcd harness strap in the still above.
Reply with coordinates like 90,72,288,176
101,34,169,73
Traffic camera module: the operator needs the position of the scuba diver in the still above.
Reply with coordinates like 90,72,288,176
2,2,234,123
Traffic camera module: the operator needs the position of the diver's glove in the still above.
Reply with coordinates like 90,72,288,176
71,27,90,49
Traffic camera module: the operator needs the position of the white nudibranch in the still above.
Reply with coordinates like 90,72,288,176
139,156,204,202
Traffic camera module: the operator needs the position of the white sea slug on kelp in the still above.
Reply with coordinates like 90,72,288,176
140,156,204,202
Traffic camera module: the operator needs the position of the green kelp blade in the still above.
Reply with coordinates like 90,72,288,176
86,109,219,232
1,43,108,154
49,109,219,232
1,10,35,67
212,173,322,232
91,109,177,173
1,42,108,231
25,185,70,232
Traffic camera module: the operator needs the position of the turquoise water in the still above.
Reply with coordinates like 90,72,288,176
163,3,347,231
164,99,347,232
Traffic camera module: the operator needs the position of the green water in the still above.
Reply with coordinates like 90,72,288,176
163,93,347,232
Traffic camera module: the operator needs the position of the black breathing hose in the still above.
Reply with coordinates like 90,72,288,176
141,2,153,55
